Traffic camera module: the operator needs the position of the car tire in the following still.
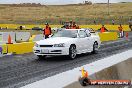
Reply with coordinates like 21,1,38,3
92,42,98,54
37,55,46,59
69,45,77,59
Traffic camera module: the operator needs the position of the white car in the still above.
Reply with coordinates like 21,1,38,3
33,29,101,59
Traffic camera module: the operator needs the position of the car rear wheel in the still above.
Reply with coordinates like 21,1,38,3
69,45,77,59
92,42,98,54
37,55,46,59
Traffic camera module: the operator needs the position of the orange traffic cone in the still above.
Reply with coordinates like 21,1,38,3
7,34,13,44
81,67,89,78
85,71,89,78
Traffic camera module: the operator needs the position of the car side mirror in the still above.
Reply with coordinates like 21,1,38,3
87,33,91,37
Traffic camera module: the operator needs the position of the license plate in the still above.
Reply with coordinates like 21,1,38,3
41,49,49,53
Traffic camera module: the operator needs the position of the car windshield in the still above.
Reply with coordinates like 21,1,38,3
52,30,78,38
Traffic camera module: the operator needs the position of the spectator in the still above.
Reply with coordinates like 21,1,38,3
69,20,73,29
112,20,115,25
72,22,77,29
43,23,52,39
93,20,96,25
98,25,108,33
76,24,80,29
118,24,124,38
20,26,23,30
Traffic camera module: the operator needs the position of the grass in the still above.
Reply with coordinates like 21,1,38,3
0,3,132,24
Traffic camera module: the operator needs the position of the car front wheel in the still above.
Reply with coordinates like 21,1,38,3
69,45,77,59
92,42,98,54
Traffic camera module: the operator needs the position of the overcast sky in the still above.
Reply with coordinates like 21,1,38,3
0,0,131,5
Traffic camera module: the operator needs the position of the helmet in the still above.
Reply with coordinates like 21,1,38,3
45,23,49,25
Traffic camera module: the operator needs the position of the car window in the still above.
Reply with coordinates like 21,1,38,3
52,30,78,38
79,30,88,38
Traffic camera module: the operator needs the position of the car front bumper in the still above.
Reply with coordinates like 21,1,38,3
33,46,69,56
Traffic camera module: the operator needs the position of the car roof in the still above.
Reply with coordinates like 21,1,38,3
64,29,85,31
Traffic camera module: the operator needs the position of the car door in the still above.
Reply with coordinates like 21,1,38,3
85,29,93,51
78,30,90,53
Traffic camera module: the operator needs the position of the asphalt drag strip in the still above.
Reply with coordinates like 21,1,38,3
0,33,132,88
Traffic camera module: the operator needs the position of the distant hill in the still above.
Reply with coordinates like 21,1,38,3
0,3,46,7
119,2,132,3
0,3,131,24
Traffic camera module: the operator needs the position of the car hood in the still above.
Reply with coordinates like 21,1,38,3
36,37,75,45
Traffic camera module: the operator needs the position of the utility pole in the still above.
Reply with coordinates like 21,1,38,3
108,0,110,15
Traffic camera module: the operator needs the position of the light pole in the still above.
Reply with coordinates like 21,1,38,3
108,0,110,15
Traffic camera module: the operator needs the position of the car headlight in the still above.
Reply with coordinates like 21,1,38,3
35,43,39,47
54,43,65,47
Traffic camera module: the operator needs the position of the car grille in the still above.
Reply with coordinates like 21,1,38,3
51,50,62,52
40,45,53,47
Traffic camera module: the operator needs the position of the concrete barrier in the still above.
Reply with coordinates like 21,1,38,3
0,24,17,29
0,42,35,54
29,35,36,42
0,24,130,31
1,44,7,54
16,32,31,42
29,34,44,42
0,32,16,44
0,32,31,44
80,25,130,31
7,42,35,54
0,33,43,54
98,32,118,42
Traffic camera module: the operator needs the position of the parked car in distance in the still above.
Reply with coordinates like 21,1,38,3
32,27,43,31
